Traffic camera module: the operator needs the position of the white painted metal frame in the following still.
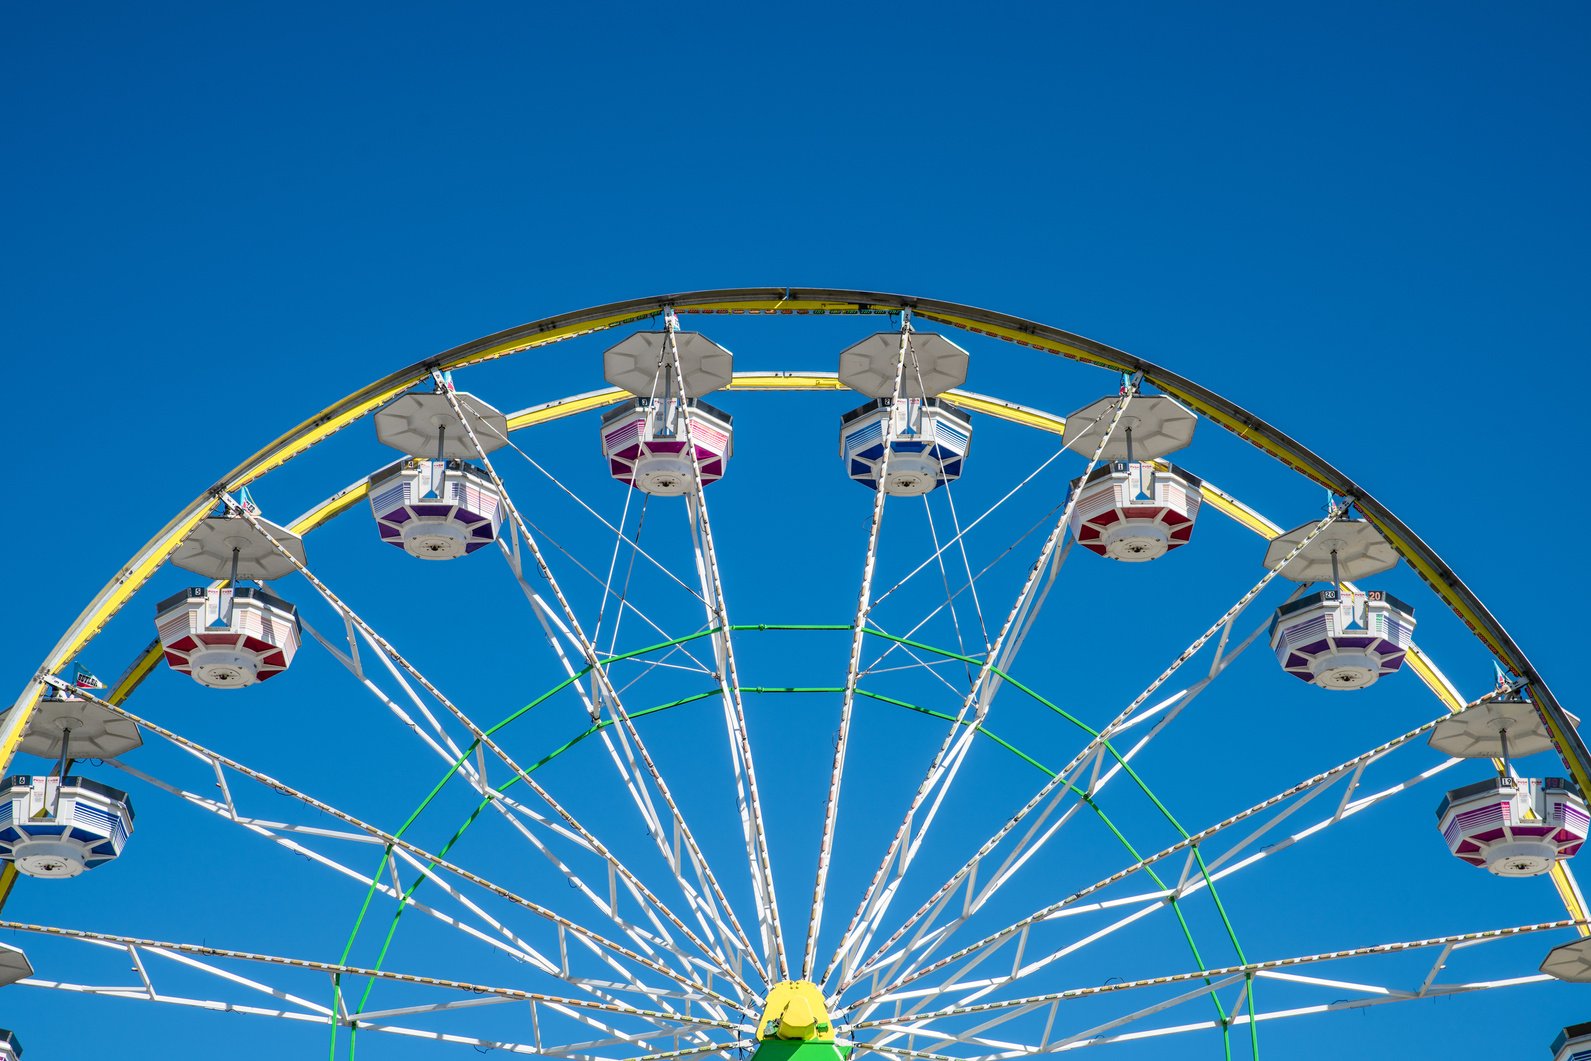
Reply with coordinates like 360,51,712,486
4,289,1578,1059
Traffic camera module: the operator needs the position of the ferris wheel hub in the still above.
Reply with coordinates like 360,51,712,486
756,980,837,1041
13,293,1581,1055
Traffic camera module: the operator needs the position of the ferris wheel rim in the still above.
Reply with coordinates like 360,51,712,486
1,294,1586,1055
5,287,1576,791
0,374,1455,754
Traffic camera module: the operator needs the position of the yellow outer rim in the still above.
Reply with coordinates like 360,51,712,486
5,289,1581,927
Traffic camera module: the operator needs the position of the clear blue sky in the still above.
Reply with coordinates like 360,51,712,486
3,4,1589,1059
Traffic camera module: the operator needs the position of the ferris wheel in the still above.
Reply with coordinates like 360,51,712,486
1,288,1588,1060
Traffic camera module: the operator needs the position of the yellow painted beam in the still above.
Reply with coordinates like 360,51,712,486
0,501,212,774
913,310,1124,372
1405,650,1464,713
724,375,849,393
1553,862,1591,936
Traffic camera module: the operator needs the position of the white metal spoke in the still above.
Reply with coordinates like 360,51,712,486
938,465,993,654
848,713,1465,1016
42,678,740,1012
10,979,746,1061
868,889,1169,1017
384,843,729,1021
921,492,978,681
474,419,711,610
302,617,469,767
1185,757,1466,896
862,657,967,677
433,373,771,987
942,595,1289,944
862,503,1065,680
590,688,763,989
304,612,746,1001
487,571,698,930
2,920,745,1042
494,510,717,682
224,500,757,999
656,319,787,981
288,569,742,1000
825,387,1139,991
843,918,1580,1059
12,292,1577,1061
1095,504,1344,743
142,945,335,1016
868,439,1078,614
862,974,1245,1056
861,620,984,701
867,716,1441,1000
838,502,1348,996
808,319,916,978
594,485,644,660
102,758,557,968
861,979,1554,1057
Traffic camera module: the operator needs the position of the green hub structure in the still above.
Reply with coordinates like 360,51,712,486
753,980,851,1061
